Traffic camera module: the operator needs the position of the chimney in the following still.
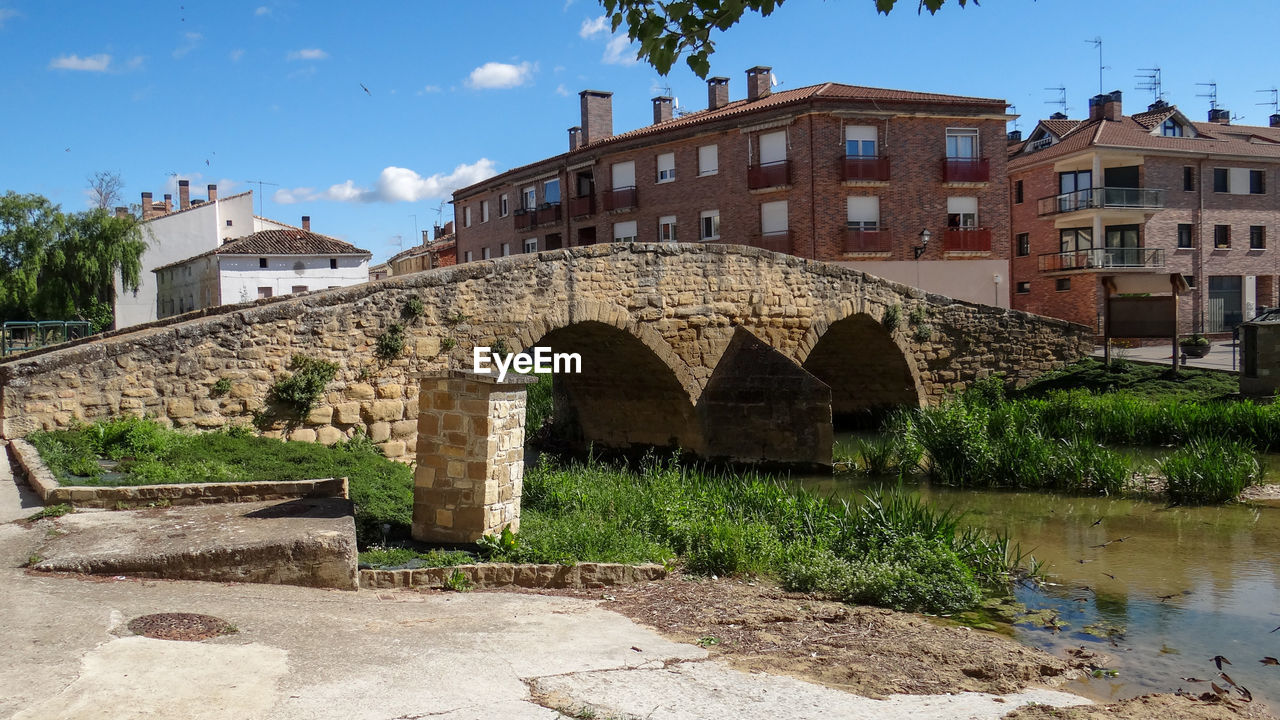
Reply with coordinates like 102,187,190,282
207,184,217,201
1148,99,1169,112
746,65,772,102
115,206,129,219
579,90,613,145
707,76,730,110
568,126,582,151
1088,90,1122,122
1050,111,1068,120
178,180,190,210
301,215,311,232
1007,130,1023,144
443,220,454,236
1209,107,1231,124
652,96,673,124
140,192,154,219
163,193,172,212
1271,113,1280,128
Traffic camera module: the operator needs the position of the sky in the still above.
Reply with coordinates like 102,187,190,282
2,0,1279,264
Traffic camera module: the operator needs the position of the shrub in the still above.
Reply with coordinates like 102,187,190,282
210,378,231,397
1160,437,1261,504
401,296,425,321
908,306,928,326
1180,333,1210,347
375,323,406,362
268,355,339,416
881,304,901,332
525,374,553,434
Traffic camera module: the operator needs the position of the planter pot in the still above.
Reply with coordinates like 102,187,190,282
1180,344,1211,358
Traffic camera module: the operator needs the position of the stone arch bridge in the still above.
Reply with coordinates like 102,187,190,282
0,244,1089,466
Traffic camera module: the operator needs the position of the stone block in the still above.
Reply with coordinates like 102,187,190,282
165,397,195,418
316,426,345,445
345,383,376,400
307,405,334,425
378,441,405,458
391,419,417,439
365,399,404,422
376,383,402,399
290,428,318,443
369,421,391,443
333,402,361,424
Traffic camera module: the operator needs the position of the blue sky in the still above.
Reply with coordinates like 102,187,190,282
2,0,1278,263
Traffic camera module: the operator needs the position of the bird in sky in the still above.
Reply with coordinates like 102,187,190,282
360,83,372,96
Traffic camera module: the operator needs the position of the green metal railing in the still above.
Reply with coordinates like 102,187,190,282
1,321,92,357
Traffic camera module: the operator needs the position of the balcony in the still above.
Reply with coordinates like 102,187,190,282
568,195,594,217
748,160,790,189
753,232,791,254
942,227,992,252
603,186,636,211
514,209,534,231
843,227,891,253
942,157,990,183
535,203,561,226
1037,187,1165,216
841,155,891,182
1038,247,1166,273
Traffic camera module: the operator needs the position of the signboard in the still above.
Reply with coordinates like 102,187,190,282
1107,296,1176,338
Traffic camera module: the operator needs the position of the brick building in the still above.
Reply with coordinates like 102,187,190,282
386,222,457,276
1009,91,1280,334
452,67,1014,307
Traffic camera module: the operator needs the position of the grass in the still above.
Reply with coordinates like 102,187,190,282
25,504,73,522
27,417,412,547
486,455,1029,615
1016,358,1238,402
525,373,553,435
358,547,474,568
1159,438,1262,504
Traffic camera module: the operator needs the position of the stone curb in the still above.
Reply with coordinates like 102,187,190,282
359,562,667,590
8,438,348,509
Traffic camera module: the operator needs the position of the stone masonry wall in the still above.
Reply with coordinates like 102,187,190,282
0,244,1092,456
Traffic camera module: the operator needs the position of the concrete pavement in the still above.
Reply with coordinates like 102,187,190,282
1091,340,1243,372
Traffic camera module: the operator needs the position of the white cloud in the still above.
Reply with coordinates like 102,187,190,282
274,160,498,205
416,84,441,95
563,0,575,9
287,48,328,61
602,34,638,65
465,61,533,90
229,48,245,62
555,84,569,97
173,32,202,59
0,8,19,28
254,5,271,15
49,53,112,72
579,15,607,38
124,55,145,71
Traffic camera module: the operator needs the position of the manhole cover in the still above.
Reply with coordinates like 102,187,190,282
127,613,236,641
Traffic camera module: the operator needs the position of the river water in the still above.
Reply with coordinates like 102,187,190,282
793,464,1280,708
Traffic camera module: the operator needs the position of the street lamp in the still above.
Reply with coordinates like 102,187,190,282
913,229,932,259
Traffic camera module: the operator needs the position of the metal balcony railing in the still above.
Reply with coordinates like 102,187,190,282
568,195,594,217
843,227,891,253
535,203,561,226
1037,187,1166,216
514,209,534,231
1038,247,1166,273
748,160,790,189
942,157,990,183
603,186,637,211
942,227,992,252
841,155,890,182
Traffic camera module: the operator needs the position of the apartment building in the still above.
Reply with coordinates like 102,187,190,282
1009,91,1280,334
386,222,457,276
452,67,1014,307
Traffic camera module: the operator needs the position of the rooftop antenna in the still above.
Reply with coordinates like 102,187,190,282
1257,88,1279,114
1136,67,1163,104
408,213,418,243
1044,86,1069,115
244,180,278,216
1196,82,1219,110
1008,104,1020,132
434,199,447,232
1085,37,1107,95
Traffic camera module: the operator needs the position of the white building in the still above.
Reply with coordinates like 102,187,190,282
113,181,300,328
151,224,371,319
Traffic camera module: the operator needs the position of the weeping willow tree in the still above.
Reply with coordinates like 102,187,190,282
0,192,147,332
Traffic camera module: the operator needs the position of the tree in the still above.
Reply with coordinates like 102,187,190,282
0,192,147,332
86,170,126,210
600,0,977,77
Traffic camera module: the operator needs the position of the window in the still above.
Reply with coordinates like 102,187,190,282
1215,224,1231,249
700,210,720,240
845,126,877,157
522,185,536,210
946,196,978,228
1177,224,1194,249
1251,170,1266,194
501,242,511,256
760,200,788,236
613,220,637,243
257,286,272,299
658,215,677,242
945,128,979,158
482,247,491,260
758,130,787,165
846,196,880,230
329,258,338,269
1016,281,1031,294
463,250,473,262
1208,275,1244,331
1161,118,1183,137
1055,278,1071,292
463,206,472,227
1251,225,1267,249
1014,180,1024,204
611,161,635,191
499,193,509,217
291,285,307,294
1214,168,1266,194
225,219,233,227
1183,167,1195,192
1059,228,1092,252
656,153,676,183
1016,233,1029,257
544,179,561,205
1057,169,1092,210
1184,275,1196,288
523,238,538,253
698,145,718,176
481,200,490,222
258,257,268,268
1214,168,1229,193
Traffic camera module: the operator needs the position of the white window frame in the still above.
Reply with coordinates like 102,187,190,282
845,126,877,157
481,246,491,260
758,130,787,165
846,196,880,230
947,196,979,227
463,206,472,228
611,161,636,190
658,215,677,242
698,145,718,176
522,185,536,210
480,200,490,223
523,237,538,253
700,210,720,241
760,200,788,236
499,193,509,217
945,128,980,159
613,220,638,243
656,153,676,183
463,250,473,262
501,242,510,256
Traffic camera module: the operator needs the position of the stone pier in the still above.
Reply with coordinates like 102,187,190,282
412,370,536,543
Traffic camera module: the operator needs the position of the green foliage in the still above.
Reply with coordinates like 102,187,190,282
911,323,932,342
1159,438,1261,504
1017,358,1236,401
440,337,457,351
477,524,527,561
268,354,339,415
908,306,928,326
444,311,468,327
26,503,73,521
600,0,975,77
443,569,473,591
492,338,510,357
375,323,406,362
881,304,901,332
1180,333,1210,347
210,378,232,397
525,374,554,434
358,547,474,568
400,295,425,321
0,192,146,330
